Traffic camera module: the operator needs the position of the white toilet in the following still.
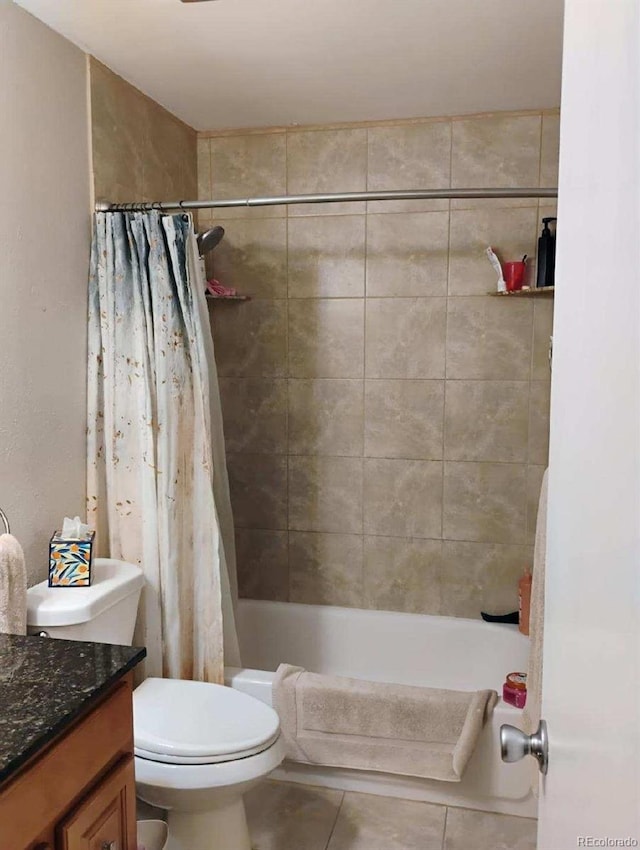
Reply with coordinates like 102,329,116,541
27,558,285,850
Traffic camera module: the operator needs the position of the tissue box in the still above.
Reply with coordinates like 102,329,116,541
48,530,95,587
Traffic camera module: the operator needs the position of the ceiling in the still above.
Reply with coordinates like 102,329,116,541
14,0,563,131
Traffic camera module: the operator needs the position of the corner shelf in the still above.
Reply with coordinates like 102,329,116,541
489,287,554,298
205,293,251,302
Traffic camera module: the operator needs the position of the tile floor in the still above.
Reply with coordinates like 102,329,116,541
245,780,538,850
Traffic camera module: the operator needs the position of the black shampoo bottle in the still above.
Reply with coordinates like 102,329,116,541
536,217,557,288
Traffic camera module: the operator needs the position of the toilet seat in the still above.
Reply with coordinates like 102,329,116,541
133,677,281,765
134,736,286,792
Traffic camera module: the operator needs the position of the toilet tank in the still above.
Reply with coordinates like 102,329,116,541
27,558,144,645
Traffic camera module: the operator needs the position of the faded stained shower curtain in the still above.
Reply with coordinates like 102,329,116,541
87,211,240,682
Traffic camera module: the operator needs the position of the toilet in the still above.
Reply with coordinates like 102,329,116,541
27,558,285,850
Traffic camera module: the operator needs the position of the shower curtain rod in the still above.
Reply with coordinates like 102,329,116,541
95,187,557,213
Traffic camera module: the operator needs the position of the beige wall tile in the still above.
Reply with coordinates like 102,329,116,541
287,128,367,216
141,134,183,202
197,137,211,200
444,807,537,850
90,60,145,203
540,112,560,188
289,298,364,378
441,541,532,618
366,212,449,297
364,458,443,538
526,464,546,545
143,101,197,202
227,453,287,530
363,536,443,614
211,299,287,377
529,381,551,464
444,380,529,462
451,114,542,209
448,207,538,296
90,58,197,207
288,215,366,298
197,210,215,234
211,218,287,298
443,461,527,543
290,531,363,606
367,121,451,213
446,297,533,380
246,781,343,850
328,792,446,850
366,297,446,379
210,133,287,218
538,202,558,222
181,135,199,201
219,378,287,455
289,456,363,534
364,380,444,460
531,299,554,379
289,379,364,457
236,529,289,601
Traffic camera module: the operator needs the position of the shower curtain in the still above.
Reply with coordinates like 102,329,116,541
87,211,240,683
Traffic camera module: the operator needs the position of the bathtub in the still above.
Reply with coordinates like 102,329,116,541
225,599,536,819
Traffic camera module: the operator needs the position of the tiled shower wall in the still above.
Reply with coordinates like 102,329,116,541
198,110,558,618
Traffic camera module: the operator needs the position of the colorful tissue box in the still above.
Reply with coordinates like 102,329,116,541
48,530,95,587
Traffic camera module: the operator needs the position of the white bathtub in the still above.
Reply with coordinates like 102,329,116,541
226,599,536,818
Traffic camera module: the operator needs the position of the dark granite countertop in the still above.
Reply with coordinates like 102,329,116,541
0,634,145,785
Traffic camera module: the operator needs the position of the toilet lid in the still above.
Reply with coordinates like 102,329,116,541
133,678,280,764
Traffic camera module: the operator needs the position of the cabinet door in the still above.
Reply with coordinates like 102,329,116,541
57,757,137,850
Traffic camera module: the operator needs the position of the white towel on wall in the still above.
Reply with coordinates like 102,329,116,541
0,534,27,635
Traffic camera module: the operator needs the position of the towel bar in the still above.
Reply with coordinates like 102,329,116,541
0,507,10,535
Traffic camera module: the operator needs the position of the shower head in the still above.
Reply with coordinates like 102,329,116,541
196,226,225,255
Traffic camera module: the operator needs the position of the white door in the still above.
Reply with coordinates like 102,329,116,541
536,0,640,847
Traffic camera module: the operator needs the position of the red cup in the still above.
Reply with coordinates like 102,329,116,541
504,261,526,291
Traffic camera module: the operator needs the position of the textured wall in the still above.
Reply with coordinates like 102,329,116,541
198,110,558,618
90,58,197,204
0,2,90,585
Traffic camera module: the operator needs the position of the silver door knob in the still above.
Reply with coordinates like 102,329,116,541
500,719,549,775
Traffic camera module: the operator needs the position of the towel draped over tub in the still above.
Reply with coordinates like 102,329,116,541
273,664,497,782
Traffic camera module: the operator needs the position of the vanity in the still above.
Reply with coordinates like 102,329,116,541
0,634,145,850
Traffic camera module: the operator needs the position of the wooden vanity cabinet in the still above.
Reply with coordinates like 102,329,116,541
57,757,136,850
0,673,138,850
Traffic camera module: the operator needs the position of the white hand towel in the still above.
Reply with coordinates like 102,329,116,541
0,534,27,635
